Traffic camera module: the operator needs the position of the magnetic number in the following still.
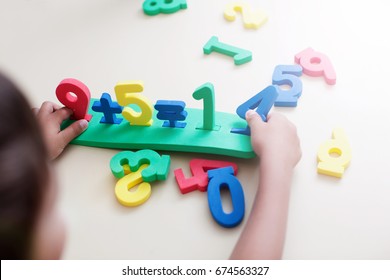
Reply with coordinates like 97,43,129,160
174,159,238,194
114,81,153,126
231,85,278,135
192,82,217,130
207,167,245,228
115,164,151,207
56,78,92,121
273,64,303,107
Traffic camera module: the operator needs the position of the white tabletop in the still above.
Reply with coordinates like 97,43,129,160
1,0,389,259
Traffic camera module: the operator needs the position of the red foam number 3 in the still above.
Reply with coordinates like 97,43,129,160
56,78,92,121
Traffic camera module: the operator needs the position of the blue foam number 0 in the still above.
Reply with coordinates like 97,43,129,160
231,85,278,135
272,64,303,107
207,167,245,228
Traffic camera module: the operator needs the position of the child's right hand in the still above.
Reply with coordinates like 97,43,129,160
231,110,301,260
245,110,301,169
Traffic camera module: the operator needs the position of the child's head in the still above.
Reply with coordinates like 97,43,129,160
0,73,65,259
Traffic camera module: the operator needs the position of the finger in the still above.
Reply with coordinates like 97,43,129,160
58,119,89,145
39,101,60,115
245,110,266,128
32,108,39,116
53,107,74,123
266,112,288,125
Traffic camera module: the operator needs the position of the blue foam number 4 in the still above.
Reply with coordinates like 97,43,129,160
143,0,187,16
207,167,245,228
231,85,278,135
272,65,303,107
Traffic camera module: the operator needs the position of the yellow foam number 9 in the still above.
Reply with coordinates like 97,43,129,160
317,128,352,178
115,164,152,207
114,81,153,126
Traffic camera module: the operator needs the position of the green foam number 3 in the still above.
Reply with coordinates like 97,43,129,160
110,150,170,182
143,0,188,16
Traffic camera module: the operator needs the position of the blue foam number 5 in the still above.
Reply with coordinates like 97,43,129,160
231,85,278,135
207,167,245,228
272,64,303,107
143,0,187,16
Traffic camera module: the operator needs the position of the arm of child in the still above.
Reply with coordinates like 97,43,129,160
230,110,301,259
33,101,89,160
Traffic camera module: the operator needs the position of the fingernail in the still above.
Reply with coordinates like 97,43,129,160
79,119,89,130
245,109,257,119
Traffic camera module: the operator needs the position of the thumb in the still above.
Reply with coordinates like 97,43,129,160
245,110,266,129
59,119,89,145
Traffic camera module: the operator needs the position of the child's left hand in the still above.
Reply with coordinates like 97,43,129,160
33,101,88,160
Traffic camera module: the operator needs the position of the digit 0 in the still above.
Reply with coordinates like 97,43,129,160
56,78,92,121
207,166,245,228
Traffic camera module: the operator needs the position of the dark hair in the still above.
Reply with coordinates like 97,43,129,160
0,73,49,259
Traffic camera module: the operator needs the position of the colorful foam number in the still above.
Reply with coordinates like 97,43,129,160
231,85,279,135
295,47,337,85
114,81,154,126
56,78,93,121
224,1,268,29
203,36,252,65
91,93,123,124
192,82,219,131
273,64,303,107
115,164,152,207
110,149,170,182
207,166,245,228
65,102,255,158
154,100,188,128
143,0,187,16
174,159,238,194
317,128,351,178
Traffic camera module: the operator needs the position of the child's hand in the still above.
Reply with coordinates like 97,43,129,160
230,110,301,260
33,102,88,160
246,110,301,168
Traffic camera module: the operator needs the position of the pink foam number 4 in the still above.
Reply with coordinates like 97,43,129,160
295,47,336,85
56,78,92,121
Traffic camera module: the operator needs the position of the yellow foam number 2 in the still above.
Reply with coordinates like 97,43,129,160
317,128,352,178
115,164,152,207
224,2,268,29
114,81,153,126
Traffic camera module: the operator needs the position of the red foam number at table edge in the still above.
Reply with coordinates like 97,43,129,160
56,78,93,121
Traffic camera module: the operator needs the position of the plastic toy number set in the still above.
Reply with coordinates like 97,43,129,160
110,151,245,228
56,1,351,228
59,78,288,159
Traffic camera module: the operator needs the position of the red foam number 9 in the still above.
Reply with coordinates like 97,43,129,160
56,78,92,121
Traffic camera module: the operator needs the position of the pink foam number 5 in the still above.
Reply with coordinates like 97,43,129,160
56,78,92,121
295,47,336,85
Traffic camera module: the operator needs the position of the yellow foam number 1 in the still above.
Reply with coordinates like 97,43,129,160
115,164,151,207
114,81,153,126
317,128,352,178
